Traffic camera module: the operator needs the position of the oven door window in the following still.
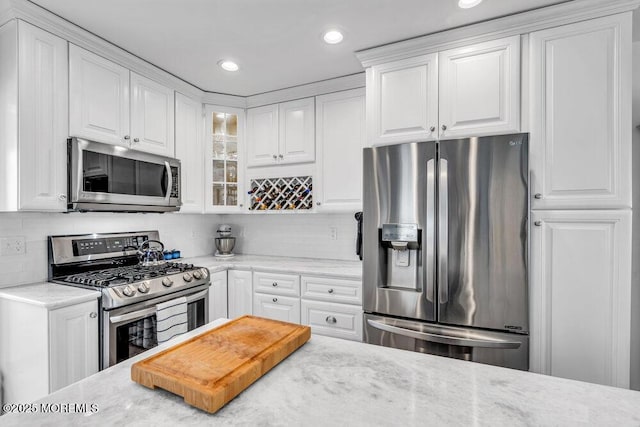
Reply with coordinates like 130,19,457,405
82,150,167,197
112,299,207,365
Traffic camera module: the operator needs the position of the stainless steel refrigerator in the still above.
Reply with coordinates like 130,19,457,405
363,134,529,370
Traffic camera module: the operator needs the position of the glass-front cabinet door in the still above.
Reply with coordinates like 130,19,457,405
205,105,245,212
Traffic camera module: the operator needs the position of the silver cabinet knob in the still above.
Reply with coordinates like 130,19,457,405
278,154,284,159
123,135,130,140
58,194,67,201
239,204,243,207
534,193,542,199
534,221,542,226
272,154,277,160
89,312,97,318
430,126,436,132
272,282,278,287
441,125,447,131
328,288,334,294
272,297,278,303
133,137,140,143
325,316,337,324
316,202,321,206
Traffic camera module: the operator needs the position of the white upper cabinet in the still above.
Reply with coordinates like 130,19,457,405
438,35,520,139
69,44,176,157
529,14,631,209
175,92,204,213
530,210,631,388
315,88,366,212
69,44,130,146
18,21,68,211
368,54,438,145
247,97,315,167
130,72,175,156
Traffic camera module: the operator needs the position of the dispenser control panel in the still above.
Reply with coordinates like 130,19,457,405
381,224,419,242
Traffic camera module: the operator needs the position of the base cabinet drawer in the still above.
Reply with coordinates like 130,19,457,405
301,300,363,342
254,293,300,324
253,271,300,296
301,276,362,305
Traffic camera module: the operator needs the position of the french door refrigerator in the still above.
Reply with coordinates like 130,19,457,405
363,134,529,370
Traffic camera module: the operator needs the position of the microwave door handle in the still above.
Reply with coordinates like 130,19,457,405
164,161,172,203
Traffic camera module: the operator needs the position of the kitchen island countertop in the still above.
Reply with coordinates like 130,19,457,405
2,319,640,426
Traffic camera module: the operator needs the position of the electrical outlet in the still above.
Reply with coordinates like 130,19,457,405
329,227,338,241
1,236,26,255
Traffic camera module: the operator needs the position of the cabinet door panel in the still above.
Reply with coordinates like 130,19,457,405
208,270,228,321
315,88,365,211
439,35,520,139
369,54,438,145
278,97,315,164
69,44,129,145
530,14,631,209
247,104,279,167
175,92,204,213
18,21,68,211
130,72,175,156
228,270,252,318
301,299,363,342
530,210,631,387
253,293,300,324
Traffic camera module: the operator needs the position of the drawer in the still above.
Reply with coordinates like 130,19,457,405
301,276,362,305
253,271,300,297
254,293,300,324
301,300,363,342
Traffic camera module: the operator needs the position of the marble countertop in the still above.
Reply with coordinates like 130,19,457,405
0,283,100,309
3,320,640,426
184,254,362,280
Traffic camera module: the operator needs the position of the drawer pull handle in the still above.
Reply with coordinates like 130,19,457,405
325,316,337,324
328,288,334,294
272,298,278,303
272,282,278,287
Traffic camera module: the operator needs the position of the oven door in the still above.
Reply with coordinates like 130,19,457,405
69,137,181,211
103,285,208,369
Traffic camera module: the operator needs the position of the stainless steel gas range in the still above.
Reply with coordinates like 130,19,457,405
48,231,210,369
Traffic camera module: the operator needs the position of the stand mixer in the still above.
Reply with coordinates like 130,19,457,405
215,224,236,258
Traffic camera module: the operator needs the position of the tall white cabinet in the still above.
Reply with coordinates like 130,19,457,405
175,92,204,213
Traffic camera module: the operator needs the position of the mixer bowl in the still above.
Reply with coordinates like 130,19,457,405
215,237,236,255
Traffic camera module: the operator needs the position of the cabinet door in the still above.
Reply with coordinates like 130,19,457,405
175,92,204,213
368,54,438,145
529,14,631,209
315,88,365,212
69,44,130,145
253,293,300,324
227,270,252,318
530,210,631,388
49,300,99,393
438,35,520,139
208,270,228,321
247,104,279,167
301,299,363,342
278,97,315,164
130,72,175,156
18,22,68,211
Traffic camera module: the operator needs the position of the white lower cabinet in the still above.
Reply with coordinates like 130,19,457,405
208,270,228,321
227,270,253,318
253,293,300,324
0,297,98,404
530,210,632,388
301,300,363,342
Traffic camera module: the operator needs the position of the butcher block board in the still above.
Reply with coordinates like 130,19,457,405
131,315,311,413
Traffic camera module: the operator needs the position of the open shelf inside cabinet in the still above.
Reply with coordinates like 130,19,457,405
247,176,312,211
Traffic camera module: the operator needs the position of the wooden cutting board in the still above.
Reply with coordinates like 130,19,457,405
131,315,311,413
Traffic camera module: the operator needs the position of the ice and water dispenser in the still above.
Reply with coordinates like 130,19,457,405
380,223,421,290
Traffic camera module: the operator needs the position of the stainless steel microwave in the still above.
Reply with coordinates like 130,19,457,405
68,137,181,212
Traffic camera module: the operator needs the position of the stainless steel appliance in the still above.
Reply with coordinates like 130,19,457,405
214,224,236,257
363,134,529,370
67,137,181,212
48,231,209,369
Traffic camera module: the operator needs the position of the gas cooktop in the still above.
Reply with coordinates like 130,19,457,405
63,262,197,287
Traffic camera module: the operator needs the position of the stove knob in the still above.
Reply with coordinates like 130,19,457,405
182,272,193,282
122,285,136,297
138,282,150,293
193,270,203,280
162,277,173,287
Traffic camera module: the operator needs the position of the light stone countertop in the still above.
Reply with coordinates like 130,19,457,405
0,283,100,309
2,319,640,426
183,254,362,280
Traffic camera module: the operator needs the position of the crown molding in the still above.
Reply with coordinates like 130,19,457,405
201,92,247,109
356,0,640,67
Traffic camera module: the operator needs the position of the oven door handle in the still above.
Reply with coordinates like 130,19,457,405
109,289,209,324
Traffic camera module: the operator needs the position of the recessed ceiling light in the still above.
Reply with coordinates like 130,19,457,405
218,60,239,72
458,0,482,8
323,30,344,44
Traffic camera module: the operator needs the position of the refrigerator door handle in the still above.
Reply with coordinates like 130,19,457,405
438,158,449,304
426,158,436,303
366,319,521,349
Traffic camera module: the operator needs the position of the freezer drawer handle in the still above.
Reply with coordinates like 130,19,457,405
366,319,521,349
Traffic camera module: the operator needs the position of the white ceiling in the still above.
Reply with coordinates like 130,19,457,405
28,0,572,96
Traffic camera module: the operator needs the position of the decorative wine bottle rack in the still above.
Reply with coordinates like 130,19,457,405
247,176,312,211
